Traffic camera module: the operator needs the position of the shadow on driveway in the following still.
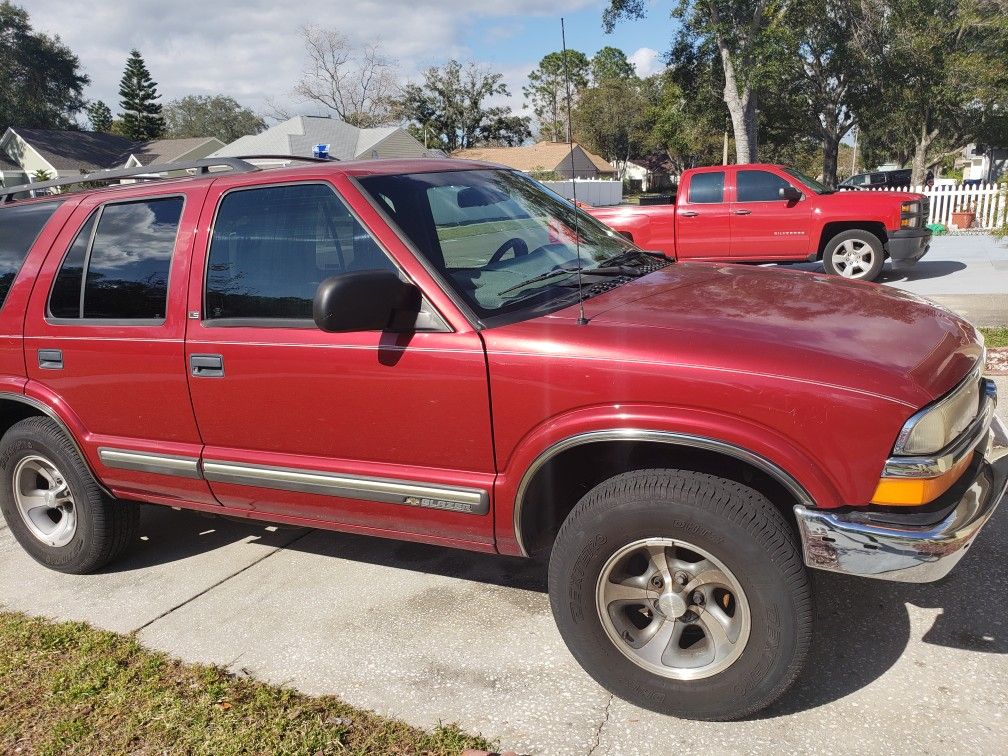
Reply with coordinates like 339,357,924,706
877,260,967,283
108,496,1007,718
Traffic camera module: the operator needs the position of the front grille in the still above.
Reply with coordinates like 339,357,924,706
920,196,931,224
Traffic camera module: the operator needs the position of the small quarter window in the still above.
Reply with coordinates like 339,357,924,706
0,201,60,309
205,183,396,322
687,172,724,204
49,212,96,318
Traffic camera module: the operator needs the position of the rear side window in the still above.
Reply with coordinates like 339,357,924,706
736,170,791,202
48,197,183,321
0,201,60,309
687,172,724,204
205,183,395,322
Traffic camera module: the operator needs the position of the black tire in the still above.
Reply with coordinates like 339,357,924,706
821,229,885,281
548,469,812,720
0,416,139,573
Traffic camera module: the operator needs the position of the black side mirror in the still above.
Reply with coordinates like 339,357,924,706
779,186,802,202
313,271,422,333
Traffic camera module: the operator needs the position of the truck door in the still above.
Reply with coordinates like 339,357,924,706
729,168,813,259
675,170,731,259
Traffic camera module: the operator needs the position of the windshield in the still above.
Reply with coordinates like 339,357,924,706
357,169,658,324
782,167,832,194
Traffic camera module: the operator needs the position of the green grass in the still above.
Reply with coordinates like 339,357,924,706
981,327,1008,348
0,611,493,756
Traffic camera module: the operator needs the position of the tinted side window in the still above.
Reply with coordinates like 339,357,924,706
736,170,792,202
49,212,96,318
687,172,724,204
0,201,61,308
205,184,395,321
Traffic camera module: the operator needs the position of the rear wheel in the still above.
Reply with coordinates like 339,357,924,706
548,469,812,720
0,416,138,573
822,230,884,281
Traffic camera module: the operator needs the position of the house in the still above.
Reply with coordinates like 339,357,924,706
0,127,226,188
451,141,616,179
211,115,440,163
959,143,1008,183
623,155,677,192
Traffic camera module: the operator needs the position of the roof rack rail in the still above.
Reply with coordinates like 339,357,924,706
0,157,259,205
232,154,338,164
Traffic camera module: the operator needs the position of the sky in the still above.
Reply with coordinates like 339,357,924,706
24,0,679,124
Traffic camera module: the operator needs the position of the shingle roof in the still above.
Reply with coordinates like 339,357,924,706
128,137,224,165
8,127,137,171
452,141,615,174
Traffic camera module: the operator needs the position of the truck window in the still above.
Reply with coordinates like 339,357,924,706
0,201,61,309
48,197,182,321
204,183,396,322
736,170,792,202
687,172,724,204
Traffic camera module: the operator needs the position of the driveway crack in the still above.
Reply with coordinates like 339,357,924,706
587,693,613,756
133,529,312,633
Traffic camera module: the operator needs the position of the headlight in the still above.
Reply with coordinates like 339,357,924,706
900,201,921,228
894,374,981,455
900,201,920,214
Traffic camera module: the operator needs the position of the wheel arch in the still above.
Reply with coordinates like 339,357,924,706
513,430,815,558
816,221,888,260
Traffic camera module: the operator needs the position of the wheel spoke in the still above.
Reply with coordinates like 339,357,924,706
603,579,651,605
683,563,732,595
698,605,737,655
645,544,673,584
635,618,681,666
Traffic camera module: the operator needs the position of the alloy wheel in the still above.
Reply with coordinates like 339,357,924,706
830,239,876,278
13,455,77,547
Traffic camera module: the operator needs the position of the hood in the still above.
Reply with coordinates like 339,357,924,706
546,263,981,407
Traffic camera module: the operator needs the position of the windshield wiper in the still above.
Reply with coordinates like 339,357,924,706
598,248,669,268
498,264,624,296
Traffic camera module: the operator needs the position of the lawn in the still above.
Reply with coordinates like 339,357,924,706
0,612,493,756
981,327,1008,348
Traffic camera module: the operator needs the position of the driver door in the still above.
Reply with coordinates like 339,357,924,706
184,177,496,548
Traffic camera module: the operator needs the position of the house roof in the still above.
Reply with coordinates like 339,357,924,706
452,141,615,174
6,127,137,171
128,137,224,166
212,116,437,161
0,152,20,170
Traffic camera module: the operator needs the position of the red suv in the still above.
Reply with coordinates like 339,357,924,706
0,158,1003,720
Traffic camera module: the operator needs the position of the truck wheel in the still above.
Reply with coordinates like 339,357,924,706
549,469,812,720
822,230,884,281
0,416,139,574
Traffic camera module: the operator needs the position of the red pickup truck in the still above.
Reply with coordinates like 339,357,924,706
585,163,931,281
0,158,1001,721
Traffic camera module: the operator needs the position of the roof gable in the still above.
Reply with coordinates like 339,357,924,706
452,141,615,173
7,127,138,170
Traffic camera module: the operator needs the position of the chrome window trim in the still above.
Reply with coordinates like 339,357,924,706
511,429,815,557
883,378,997,479
98,448,201,479
893,356,984,456
202,460,489,515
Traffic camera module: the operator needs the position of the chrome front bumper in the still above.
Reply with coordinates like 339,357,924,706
794,444,1007,583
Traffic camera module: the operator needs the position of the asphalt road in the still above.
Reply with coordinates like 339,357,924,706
790,234,1008,326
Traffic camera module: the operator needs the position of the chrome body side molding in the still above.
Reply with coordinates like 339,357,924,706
98,448,202,479
512,428,816,557
202,460,489,515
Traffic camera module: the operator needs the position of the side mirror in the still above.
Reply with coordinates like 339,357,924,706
313,271,422,333
779,186,802,202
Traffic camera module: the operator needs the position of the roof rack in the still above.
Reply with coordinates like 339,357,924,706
233,154,338,164
0,157,259,205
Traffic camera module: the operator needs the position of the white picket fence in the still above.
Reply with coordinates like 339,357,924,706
540,178,623,207
865,183,1007,229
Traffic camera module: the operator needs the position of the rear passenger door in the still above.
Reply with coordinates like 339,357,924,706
675,170,731,259
183,177,496,549
24,188,217,507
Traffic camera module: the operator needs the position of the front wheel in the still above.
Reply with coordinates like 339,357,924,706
822,230,884,281
548,469,812,720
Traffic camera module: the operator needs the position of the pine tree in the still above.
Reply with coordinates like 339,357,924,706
118,49,163,140
86,100,113,132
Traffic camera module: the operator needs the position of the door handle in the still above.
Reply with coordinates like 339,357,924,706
190,354,224,378
680,210,699,217
733,209,752,215
38,349,63,370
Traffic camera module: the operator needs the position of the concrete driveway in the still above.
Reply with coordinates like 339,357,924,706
791,234,1008,326
2,394,1007,755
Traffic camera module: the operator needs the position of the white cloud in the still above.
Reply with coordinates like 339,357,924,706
628,47,664,77
25,0,596,120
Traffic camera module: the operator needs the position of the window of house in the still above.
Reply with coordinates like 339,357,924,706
736,170,793,202
0,201,61,309
687,172,724,204
204,183,396,322
48,197,182,321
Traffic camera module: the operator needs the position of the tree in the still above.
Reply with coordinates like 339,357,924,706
522,50,590,142
0,1,89,129
574,75,649,175
291,26,397,128
604,0,791,163
392,60,530,152
86,100,113,132
163,95,266,143
118,49,163,140
590,46,636,83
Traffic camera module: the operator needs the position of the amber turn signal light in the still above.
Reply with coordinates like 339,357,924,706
871,453,972,506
